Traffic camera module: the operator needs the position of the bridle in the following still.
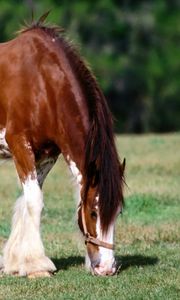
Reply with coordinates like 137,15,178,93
80,202,114,250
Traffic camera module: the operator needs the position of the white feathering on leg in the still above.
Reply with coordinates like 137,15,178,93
3,176,56,276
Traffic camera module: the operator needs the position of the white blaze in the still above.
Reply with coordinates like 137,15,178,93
96,216,115,269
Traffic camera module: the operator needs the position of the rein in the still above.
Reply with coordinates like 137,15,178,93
80,203,114,250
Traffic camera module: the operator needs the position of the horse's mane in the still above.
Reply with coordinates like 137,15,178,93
19,13,124,233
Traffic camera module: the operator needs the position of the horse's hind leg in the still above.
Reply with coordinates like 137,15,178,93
1,134,56,277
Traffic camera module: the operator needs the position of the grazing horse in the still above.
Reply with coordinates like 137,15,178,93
0,16,124,277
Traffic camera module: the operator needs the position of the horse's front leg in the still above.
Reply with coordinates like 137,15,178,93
1,133,56,277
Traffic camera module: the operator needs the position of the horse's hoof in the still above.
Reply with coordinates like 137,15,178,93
28,271,53,278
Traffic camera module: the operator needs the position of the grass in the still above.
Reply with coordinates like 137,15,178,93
0,133,180,300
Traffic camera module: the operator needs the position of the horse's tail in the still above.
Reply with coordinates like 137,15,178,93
84,86,124,233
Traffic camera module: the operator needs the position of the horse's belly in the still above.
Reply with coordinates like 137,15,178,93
0,128,11,158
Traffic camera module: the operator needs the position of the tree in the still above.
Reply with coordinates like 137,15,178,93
0,0,179,132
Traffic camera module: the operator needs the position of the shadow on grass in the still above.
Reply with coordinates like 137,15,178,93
52,256,84,271
52,255,158,272
117,255,159,273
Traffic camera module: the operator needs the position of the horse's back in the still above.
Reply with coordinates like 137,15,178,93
0,29,88,162
0,31,61,130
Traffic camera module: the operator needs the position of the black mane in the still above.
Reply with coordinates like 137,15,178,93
20,13,124,233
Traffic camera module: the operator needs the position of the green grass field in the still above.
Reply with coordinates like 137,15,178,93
0,134,179,300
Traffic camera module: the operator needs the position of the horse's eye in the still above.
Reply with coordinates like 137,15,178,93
91,211,97,219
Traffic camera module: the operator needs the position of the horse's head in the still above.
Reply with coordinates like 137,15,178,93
78,189,121,276
77,158,125,276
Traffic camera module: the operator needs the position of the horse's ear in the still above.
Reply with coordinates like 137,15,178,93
122,158,126,174
37,11,51,25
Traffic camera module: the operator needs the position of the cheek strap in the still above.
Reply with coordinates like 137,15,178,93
80,203,114,250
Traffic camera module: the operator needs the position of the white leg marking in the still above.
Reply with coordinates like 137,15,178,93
0,128,11,158
69,160,82,185
2,176,56,275
68,159,83,207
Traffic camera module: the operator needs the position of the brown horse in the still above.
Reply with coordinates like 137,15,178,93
0,16,125,277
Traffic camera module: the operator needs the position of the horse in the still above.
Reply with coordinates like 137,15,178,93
0,15,125,277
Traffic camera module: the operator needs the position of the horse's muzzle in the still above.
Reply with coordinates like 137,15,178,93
91,260,117,276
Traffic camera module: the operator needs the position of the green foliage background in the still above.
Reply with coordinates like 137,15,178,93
0,0,179,132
